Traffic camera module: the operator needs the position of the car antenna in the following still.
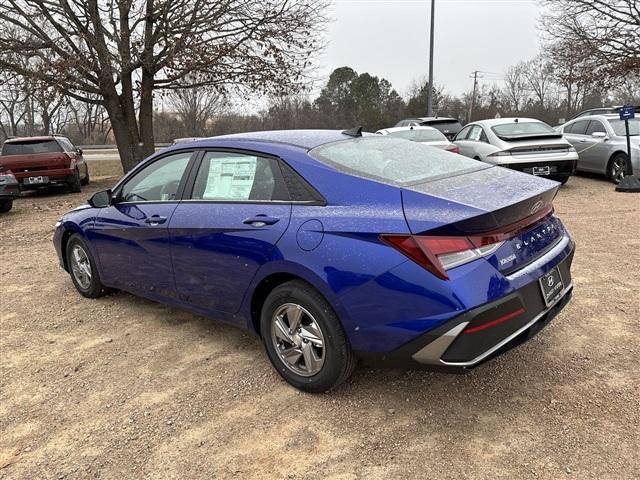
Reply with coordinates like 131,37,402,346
342,126,363,137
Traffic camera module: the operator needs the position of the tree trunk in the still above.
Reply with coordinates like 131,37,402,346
104,98,142,173
138,69,155,158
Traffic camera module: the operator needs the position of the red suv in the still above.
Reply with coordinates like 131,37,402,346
0,135,89,192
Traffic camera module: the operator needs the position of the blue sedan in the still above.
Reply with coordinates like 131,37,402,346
53,129,575,392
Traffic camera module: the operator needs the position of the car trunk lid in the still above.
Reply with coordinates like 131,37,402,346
400,166,562,273
0,152,71,174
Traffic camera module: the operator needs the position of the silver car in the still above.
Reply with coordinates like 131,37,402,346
376,126,460,153
558,114,640,183
453,118,578,184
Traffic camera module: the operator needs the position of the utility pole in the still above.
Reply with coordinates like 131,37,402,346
426,0,435,117
469,70,480,122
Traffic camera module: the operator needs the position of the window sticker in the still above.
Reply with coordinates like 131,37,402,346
203,157,257,200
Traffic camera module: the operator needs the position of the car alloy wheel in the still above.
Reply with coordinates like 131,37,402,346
610,155,627,184
270,303,326,377
70,244,92,290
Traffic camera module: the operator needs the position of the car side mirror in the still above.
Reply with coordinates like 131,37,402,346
77,147,83,155
88,189,112,208
592,132,607,139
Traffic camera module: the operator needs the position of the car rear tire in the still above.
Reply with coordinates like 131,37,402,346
66,234,111,298
81,164,90,186
607,153,628,184
0,200,13,213
260,280,356,393
69,169,82,193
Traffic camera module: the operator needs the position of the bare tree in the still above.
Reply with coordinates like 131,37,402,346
0,0,328,171
168,88,227,137
503,63,529,112
523,56,554,109
541,0,640,81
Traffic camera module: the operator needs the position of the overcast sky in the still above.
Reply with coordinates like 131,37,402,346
317,0,542,98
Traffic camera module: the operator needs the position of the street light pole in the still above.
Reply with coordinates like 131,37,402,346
427,0,435,117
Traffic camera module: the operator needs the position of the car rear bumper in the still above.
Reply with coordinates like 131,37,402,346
501,159,577,178
16,169,76,189
358,244,574,371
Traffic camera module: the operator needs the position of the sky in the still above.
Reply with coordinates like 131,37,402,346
316,0,542,98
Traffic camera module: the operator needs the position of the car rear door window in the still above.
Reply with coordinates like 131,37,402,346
585,121,606,135
568,120,589,135
190,152,289,201
119,151,192,202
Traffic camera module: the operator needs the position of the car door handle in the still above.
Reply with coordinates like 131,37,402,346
144,215,167,225
579,139,587,142
243,215,280,227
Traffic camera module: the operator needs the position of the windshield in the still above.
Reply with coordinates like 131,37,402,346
385,129,447,142
310,137,487,186
607,118,640,136
1,140,62,156
492,121,556,138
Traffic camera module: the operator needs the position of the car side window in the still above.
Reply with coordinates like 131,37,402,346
190,151,288,202
569,120,589,135
455,125,472,140
119,151,192,202
467,125,483,142
479,128,489,143
57,138,74,152
586,121,606,135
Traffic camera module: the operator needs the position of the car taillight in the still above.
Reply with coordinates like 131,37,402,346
445,145,460,154
380,205,554,280
380,235,504,280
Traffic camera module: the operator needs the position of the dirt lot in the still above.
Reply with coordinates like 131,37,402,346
1,167,639,479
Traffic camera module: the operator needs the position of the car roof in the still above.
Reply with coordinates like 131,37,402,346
472,117,544,127
3,135,62,143
377,126,439,134
409,117,458,122
206,129,374,150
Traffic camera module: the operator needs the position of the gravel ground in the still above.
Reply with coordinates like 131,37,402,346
1,173,638,479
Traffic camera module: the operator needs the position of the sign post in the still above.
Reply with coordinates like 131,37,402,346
615,105,640,192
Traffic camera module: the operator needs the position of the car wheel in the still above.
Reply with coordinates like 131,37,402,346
81,164,90,186
66,234,111,298
260,280,356,393
607,153,628,184
0,200,13,213
69,169,82,193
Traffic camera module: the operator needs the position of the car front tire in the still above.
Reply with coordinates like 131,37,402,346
81,164,90,186
607,153,628,184
0,200,13,213
66,234,111,298
260,280,356,393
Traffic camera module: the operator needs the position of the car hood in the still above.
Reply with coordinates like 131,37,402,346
401,166,559,235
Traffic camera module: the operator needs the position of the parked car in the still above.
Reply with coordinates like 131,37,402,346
0,135,89,192
394,117,463,140
453,118,578,184
376,126,460,153
558,114,640,183
54,130,574,392
0,169,20,213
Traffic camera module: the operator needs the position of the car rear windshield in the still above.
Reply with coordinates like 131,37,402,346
608,118,640,136
422,120,462,135
491,121,557,138
1,140,62,156
309,137,487,186
385,129,447,142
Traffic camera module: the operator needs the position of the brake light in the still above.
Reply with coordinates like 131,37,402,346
381,205,554,280
380,235,503,280
445,145,460,154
